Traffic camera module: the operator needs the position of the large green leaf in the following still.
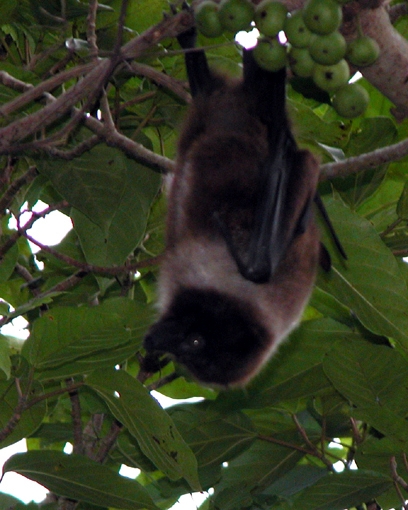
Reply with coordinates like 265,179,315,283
217,433,307,491
2,450,158,509
168,402,255,468
355,436,408,479
324,340,408,440
288,469,393,510
22,298,141,369
39,145,160,259
324,340,408,413
85,368,200,491
318,197,408,351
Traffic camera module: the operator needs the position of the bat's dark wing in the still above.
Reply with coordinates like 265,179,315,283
214,50,319,283
214,129,316,283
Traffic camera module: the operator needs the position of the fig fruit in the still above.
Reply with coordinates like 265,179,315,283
255,0,288,37
219,0,255,33
253,37,287,71
302,0,342,35
332,82,369,118
195,1,224,38
284,10,313,48
312,59,350,91
309,31,346,65
346,36,380,67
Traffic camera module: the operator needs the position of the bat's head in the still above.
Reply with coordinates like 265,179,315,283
143,288,269,387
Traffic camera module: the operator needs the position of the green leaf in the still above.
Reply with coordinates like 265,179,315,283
324,340,408,440
212,487,253,510
219,433,306,490
85,368,200,491
39,145,161,235
168,402,256,468
0,378,46,448
324,340,408,413
355,436,408,478
22,298,147,370
262,465,327,498
318,196,408,351
290,469,392,510
397,180,408,220
288,100,347,149
352,405,408,442
346,117,396,157
2,451,158,509
0,336,11,378
0,0,17,19
0,493,22,509
0,242,18,284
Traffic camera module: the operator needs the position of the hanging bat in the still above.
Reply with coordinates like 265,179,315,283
143,27,341,388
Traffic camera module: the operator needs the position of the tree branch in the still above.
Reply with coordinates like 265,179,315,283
320,135,408,179
0,166,39,214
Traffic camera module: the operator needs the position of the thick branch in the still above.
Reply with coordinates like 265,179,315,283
320,135,408,179
357,7,408,117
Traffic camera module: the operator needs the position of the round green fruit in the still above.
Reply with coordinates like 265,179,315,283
255,0,288,37
194,1,224,38
289,47,315,77
332,82,369,117
219,0,255,33
312,59,350,91
309,31,346,65
346,36,380,67
253,37,287,71
284,10,313,48
302,0,342,35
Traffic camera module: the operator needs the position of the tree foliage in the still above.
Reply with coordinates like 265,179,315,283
1,0,408,509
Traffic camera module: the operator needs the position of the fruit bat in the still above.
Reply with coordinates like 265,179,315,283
143,27,340,388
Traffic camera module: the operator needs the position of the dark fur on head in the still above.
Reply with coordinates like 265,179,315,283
144,288,268,387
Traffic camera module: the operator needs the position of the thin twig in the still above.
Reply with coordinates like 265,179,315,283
292,414,334,471
67,378,84,455
391,456,408,491
25,383,85,410
0,166,39,214
0,271,89,328
44,136,100,160
0,201,69,260
22,232,163,274
93,420,123,463
0,373,34,443
86,0,99,60
146,372,180,391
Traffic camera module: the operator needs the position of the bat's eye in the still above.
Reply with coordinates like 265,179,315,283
181,334,206,352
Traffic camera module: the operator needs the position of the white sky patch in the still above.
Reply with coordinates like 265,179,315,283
1,314,29,340
8,200,73,254
0,440,48,503
235,27,259,49
119,464,141,479
349,71,363,83
151,391,204,409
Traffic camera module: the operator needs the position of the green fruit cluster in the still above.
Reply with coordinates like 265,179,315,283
192,0,379,118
